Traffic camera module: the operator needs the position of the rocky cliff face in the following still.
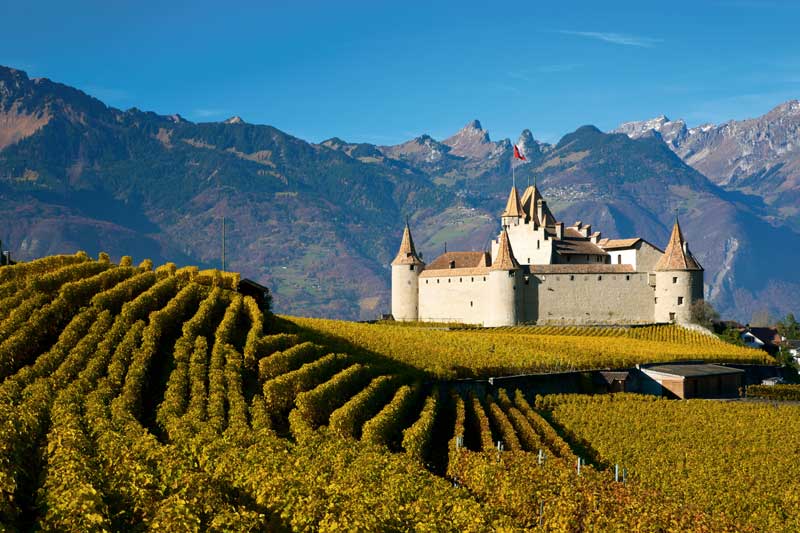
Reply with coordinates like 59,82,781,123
614,100,800,224
2,64,798,322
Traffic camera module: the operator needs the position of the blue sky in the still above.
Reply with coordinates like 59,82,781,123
2,0,799,145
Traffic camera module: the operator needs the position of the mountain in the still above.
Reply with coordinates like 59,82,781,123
0,66,449,320
614,100,800,225
1,64,799,322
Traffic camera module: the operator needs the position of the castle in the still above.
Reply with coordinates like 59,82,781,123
391,184,704,327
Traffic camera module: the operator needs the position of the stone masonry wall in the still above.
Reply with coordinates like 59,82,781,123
525,271,655,325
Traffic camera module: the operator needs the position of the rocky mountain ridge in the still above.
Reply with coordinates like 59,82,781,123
2,64,799,322
614,100,800,224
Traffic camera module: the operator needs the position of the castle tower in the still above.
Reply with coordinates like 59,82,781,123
653,218,704,324
391,222,424,321
501,186,524,228
485,228,521,327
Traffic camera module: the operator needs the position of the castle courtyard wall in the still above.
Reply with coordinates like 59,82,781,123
525,272,655,325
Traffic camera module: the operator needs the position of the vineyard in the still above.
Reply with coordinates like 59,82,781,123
545,394,800,532
745,383,800,401
287,317,769,378
0,253,793,531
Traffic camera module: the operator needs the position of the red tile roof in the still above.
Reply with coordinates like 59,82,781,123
599,238,642,250
391,224,424,266
528,264,634,274
501,186,524,218
654,219,702,271
425,251,489,270
491,229,520,271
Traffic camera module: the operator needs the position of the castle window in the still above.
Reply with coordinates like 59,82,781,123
597,275,602,281
483,276,486,281
678,296,684,305
673,276,678,284
537,240,540,249
437,279,440,284
570,275,575,281
654,297,658,304
527,258,530,263
626,275,630,281
669,312,676,322
425,280,428,284
449,260,456,269
459,278,462,282
471,277,474,282
618,256,622,264
410,265,415,271
448,278,451,283
470,301,473,307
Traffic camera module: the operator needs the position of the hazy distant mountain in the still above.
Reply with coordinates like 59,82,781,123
614,100,800,225
1,64,798,322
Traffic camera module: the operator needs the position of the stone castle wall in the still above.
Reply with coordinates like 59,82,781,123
522,271,655,325
418,273,487,324
654,270,703,323
416,270,661,326
391,264,420,321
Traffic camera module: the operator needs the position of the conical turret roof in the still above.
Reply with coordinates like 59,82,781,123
501,186,524,218
654,219,702,271
391,223,424,266
490,229,520,271
521,185,544,223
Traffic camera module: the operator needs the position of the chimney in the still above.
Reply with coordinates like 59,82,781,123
537,199,544,224
555,222,564,239
590,231,601,244
582,224,591,238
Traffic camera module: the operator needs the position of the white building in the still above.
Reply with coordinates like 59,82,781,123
391,185,704,327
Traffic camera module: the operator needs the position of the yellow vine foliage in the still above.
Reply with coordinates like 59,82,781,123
287,316,768,378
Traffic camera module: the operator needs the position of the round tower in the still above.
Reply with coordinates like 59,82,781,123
391,223,424,321
653,219,704,324
485,229,521,327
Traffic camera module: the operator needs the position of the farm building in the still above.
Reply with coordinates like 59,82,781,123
638,363,744,399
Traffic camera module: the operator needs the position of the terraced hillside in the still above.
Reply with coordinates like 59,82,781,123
0,254,788,531
287,317,769,379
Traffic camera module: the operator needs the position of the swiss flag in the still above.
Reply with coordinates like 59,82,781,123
513,145,526,161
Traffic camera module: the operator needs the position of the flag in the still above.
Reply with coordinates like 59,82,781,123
513,145,526,161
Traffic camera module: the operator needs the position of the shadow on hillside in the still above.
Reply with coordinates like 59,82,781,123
270,315,429,381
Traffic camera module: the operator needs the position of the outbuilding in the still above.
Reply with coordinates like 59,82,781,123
638,363,745,399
